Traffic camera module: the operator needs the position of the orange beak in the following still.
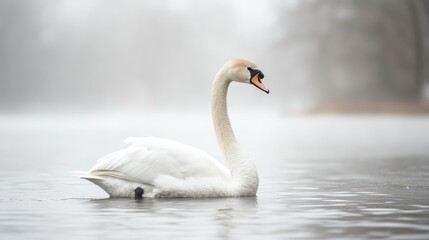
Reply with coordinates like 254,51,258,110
250,73,270,94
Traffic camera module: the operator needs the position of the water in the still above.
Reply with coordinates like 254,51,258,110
1,113,429,239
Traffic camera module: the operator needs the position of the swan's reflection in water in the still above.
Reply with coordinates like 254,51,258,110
87,197,258,239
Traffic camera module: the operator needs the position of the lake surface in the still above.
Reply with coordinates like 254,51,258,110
1,113,429,239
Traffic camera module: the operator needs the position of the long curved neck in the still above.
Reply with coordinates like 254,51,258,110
211,70,258,195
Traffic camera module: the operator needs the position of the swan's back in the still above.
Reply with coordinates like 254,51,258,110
84,137,233,197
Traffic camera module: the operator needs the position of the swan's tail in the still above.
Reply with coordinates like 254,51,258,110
72,171,104,180
73,170,151,198
73,170,138,182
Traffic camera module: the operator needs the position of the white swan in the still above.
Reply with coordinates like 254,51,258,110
79,59,269,198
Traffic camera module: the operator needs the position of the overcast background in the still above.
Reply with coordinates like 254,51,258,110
1,0,428,114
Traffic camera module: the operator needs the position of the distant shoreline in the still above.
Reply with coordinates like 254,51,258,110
310,101,429,114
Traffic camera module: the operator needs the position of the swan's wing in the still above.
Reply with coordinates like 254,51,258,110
88,137,231,185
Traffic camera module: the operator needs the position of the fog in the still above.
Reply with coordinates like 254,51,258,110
1,0,428,114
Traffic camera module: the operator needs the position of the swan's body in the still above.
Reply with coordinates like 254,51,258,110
80,59,269,198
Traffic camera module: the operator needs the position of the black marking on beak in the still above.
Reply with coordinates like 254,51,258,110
247,67,264,80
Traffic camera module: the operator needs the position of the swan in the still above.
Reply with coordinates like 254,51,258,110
79,59,269,198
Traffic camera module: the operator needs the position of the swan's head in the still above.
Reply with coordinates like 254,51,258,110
222,59,270,94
